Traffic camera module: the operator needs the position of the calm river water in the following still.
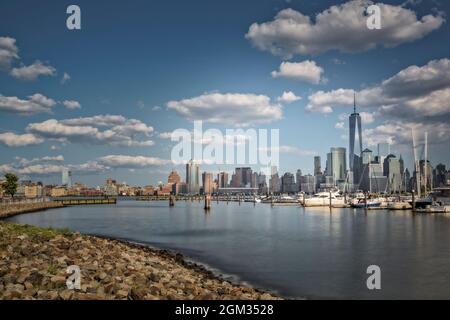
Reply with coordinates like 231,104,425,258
6,200,450,299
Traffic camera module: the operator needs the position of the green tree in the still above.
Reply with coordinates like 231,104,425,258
3,173,18,198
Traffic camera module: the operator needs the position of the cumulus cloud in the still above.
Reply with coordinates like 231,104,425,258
335,122,345,130
363,121,450,146
0,132,44,147
0,36,19,69
10,60,56,81
26,115,154,147
245,1,444,58
306,59,450,122
0,93,56,115
272,61,325,84
62,100,81,110
0,158,109,176
277,91,302,104
98,155,172,168
167,92,283,127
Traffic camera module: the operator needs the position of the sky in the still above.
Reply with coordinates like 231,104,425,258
1,0,450,187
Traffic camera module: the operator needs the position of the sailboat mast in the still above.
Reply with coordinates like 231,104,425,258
424,132,428,195
412,128,421,197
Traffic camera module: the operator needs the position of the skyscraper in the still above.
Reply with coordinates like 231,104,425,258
217,172,229,188
186,159,199,194
349,93,363,174
314,156,321,176
202,172,213,195
62,169,72,188
331,147,347,181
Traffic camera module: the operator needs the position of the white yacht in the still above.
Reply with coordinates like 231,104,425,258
303,191,346,207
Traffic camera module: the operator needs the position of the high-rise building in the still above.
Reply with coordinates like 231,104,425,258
168,170,181,184
330,147,347,181
326,153,332,176
62,169,72,188
234,167,253,187
387,157,402,193
349,93,363,175
314,156,321,176
362,148,373,165
269,167,281,194
296,169,302,191
217,172,229,188
300,174,316,194
186,159,199,194
202,172,213,195
435,164,447,187
281,172,297,193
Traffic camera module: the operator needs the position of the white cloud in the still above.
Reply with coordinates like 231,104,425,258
246,2,444,58
10,60,56,81
0,159,109,176
272,61,325,84
0,132,44,147
158,132,173,139
335,122,345,130
61,114,127,127
61,72,71,84
0,36,19,69
363,121,450,147
15,155,65,166
360,111,375,124
0,93,56,115
98,155,172,168
167,92,282,127
306,59,450,121
277,91,302,104
26,116,154,147
62,100,81,110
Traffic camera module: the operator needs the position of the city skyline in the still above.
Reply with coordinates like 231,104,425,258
1,0,450,186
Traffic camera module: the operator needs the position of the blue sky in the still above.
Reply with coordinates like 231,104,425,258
1,0,450,186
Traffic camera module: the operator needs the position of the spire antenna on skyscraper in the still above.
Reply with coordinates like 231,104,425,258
353,91,356,114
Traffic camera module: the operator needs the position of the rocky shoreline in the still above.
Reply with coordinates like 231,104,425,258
0,222,281,300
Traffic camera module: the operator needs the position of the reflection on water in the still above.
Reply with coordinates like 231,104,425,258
6,200,450,299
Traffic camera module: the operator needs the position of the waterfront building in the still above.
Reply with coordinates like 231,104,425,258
62,169,72,188
296,169,302,191
234,167,253,187
387,157,402,193
24,183,43,198
202,172,213,195
269,168,281,194
50,186,67,197
281,172,297,193
314,156,322,176
325,153,332,176
300,174,316,194
435,164,447,187
217,172,229,188
331,147,347,182
168,170,181,184
186,159,200,194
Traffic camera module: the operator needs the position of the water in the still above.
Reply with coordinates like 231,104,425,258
5,200,450,299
